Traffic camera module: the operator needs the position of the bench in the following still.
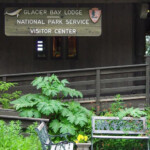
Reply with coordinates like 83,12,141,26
35,122,74,150
91,116,150,150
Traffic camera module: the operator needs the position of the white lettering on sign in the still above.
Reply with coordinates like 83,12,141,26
64,10,82,15
17,19,46,24
30,28,52,34
29,28,76,34
48,19,63,24
5,7,102,36
54,29,76,34
49,10,62,15
65,19,89,25
24,9,47,15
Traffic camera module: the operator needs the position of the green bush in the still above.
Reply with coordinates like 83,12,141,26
0,81,21,108
0,120,41,150
146,35,150,55
94,139,146,150
96,94,148,150
11,74,93,141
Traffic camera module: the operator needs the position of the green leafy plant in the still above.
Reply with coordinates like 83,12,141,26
146,35,150,55
97,94,148,150
144,107,150,136
49,101,93,137
0,120,41,150
95,139,146,150
118,107,147,119
0,81,21,108
11,74,93,141
104,94,124,117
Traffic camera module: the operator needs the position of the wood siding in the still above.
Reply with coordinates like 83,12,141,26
0,3,146,74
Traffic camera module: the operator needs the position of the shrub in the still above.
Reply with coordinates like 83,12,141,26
0,120,41,150
11,74,93,141
97,94,148,150
0,81,21,108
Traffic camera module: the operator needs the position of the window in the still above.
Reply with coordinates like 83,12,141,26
35,37,77,59
67,37,77,58
52,37,62,58
35,37,47,59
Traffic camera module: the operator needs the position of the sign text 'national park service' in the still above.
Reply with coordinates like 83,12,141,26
5,7,102,36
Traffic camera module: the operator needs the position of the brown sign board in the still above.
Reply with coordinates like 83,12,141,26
5,7,102,36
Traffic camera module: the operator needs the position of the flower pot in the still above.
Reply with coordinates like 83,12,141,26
76,142,91,150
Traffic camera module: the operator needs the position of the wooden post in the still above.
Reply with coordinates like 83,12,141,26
146,55,150,106
47,73,50,77
96,69,100,115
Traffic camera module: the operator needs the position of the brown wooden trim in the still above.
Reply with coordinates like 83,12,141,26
70,80,95,86
0,115,49,122
0,64,146,77
96,69,100,114
101,85,146,94
2,76,7,82
78,95,146,104
101,67,146,75
146,56,150,106
80,89,96,95
58,71,96,78
101,76,146,84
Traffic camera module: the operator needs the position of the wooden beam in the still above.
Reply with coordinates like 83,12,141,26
78,95,146,104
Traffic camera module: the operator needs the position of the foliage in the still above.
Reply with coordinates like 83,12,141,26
32,74,82,99
0,120,41,150
118,107,147,119
146,35,150,55
144,107,150,136
94,139,146,150
97,94,148,150
0,81,21,108
49,101,93,138
74,134,88,143
11,74,93,141
103,94,146,119
104,94,124,117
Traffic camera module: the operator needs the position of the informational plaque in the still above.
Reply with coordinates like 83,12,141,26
5,7,102,36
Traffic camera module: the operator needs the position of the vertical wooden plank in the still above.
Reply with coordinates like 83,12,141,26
47,73,50,77
96,69,100,115
146,56,150,106
2,76,7,82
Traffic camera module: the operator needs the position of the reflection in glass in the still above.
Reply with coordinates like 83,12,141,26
52,37,62,58
67,37,77,58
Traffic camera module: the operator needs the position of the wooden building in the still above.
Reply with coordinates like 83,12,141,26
0,0,149,74
0,0,150,110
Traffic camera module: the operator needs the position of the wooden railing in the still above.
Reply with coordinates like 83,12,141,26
1,56,150,113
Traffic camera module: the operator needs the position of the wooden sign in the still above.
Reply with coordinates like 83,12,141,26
5,7,102,36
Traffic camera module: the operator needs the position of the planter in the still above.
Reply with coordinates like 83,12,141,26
76,142,91,150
